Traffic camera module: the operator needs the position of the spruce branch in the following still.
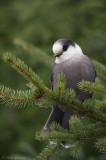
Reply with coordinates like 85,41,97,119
69,142,82,158
2,52,45,92
14,38,53,68
79,80,106,94
70,116,106,142
69,116,85,139
36,128,106,143
95,138,106,153
36,117,106,143
82,99,95,109
54,74,76,102
0,84,55,109
35,144,58,160
50,122,68,132
35,118,106,157
0,84,39,108
46,89,106,123
95,100,106,110
1,53,106,123
36,131,71,142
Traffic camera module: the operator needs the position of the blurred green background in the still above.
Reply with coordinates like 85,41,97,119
0,0,106,159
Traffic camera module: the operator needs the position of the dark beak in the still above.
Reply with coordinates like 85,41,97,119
54,52,62,57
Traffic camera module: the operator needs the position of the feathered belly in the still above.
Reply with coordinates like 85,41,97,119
52,58,96,101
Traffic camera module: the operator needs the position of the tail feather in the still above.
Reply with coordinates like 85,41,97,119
61,109,73,130
43,107,73,148
43,106,64,131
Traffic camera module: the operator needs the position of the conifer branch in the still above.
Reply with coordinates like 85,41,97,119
36,127,106,158
69,141,82,158
79,80,106,94
46,90,106,123
14,38,53,68
36,131,71,142
36,129,106,143
0,84,38,108
95,138,106,153
69,117,106,141
1,53,106,123
0,84,54,108
35,144,58,160
50,122,68,132
36,117,106,153
95,100,106,109
2,52,45,92
69,116,84,139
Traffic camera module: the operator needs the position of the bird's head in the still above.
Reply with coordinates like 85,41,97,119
52,39,83,63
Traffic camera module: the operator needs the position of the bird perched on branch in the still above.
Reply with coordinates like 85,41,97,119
43,39,96,148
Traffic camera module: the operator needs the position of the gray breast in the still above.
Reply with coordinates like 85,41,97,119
52,55,96,101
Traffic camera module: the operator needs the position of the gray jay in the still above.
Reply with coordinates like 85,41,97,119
43,39,96,148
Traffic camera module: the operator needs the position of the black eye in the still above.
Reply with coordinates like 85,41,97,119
63,45,68,51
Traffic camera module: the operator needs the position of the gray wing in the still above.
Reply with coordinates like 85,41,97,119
43,64,64,131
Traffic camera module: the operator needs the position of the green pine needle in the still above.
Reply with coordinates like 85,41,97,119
36,131,71,142
95,100,106,109
35,144,58,160
14,38,53,68
69,142,82,158
79,80,106,94
1,53,106,123
0,84,38,108
50,122,68,132
54,74,76,102
2,52,45,92
69,116,85,139
95,138,106,153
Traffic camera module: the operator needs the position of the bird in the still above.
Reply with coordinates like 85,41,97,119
43,39,96,148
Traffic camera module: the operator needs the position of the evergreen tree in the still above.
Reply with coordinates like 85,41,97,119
0,40,106,159
0,0,106,159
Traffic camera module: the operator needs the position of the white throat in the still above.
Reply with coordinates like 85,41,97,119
55,44,83,64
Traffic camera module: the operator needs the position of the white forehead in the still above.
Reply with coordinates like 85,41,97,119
52,42,62,53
